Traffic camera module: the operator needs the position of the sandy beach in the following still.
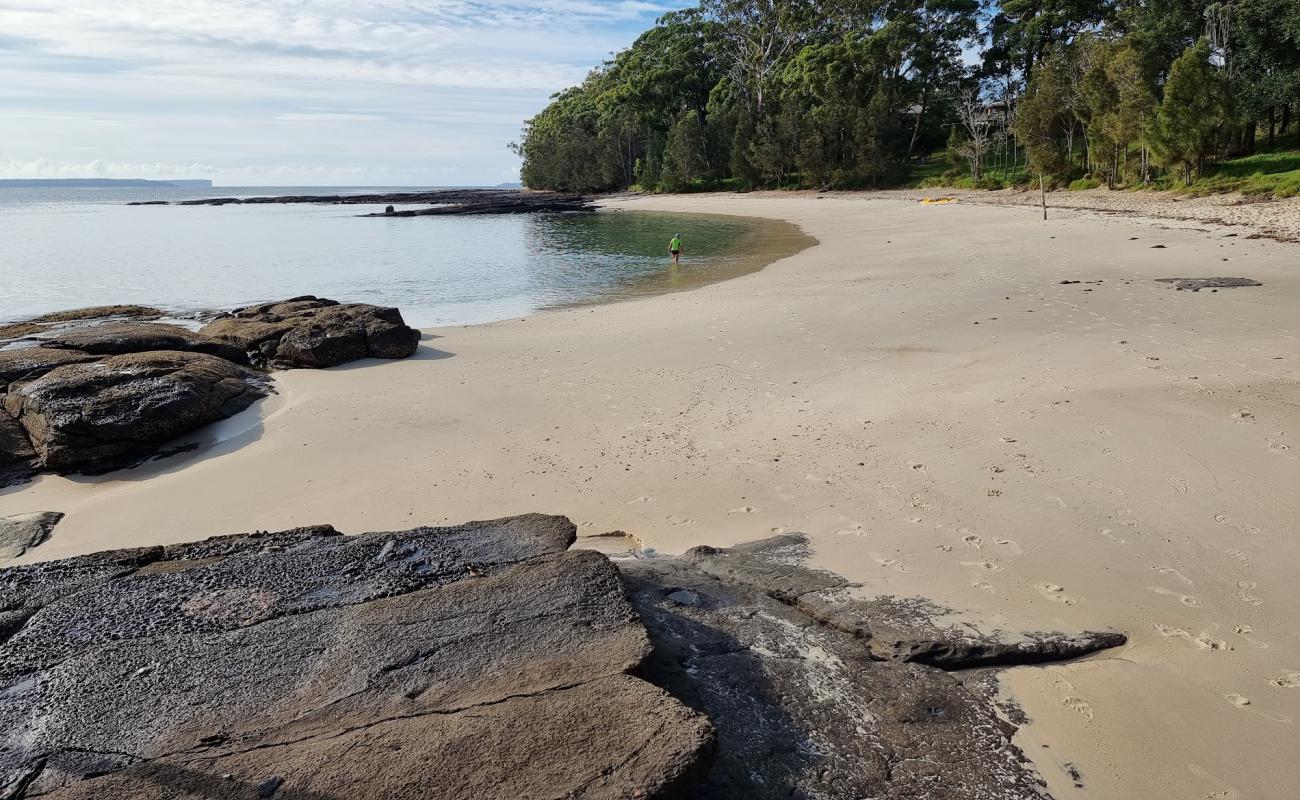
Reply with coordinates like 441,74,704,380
4,191,1298,798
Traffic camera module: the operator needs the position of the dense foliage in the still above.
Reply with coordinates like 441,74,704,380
514,0,1300,192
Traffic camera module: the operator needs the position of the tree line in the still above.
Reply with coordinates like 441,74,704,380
513,0,1300,192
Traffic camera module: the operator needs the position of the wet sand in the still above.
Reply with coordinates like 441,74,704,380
4,191,1299,798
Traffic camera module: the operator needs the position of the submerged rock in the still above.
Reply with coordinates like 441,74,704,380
200,296,420,368
0,515,1126,799
2,351,270,474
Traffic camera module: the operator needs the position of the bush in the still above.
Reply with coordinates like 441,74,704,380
1068,178,1102,191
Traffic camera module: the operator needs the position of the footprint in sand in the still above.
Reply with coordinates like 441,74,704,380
1266,438,1290,452
908,462,927,473
728,506,758,514
1037,583,1077,605
1061,696,1095,720
1215,514,1261,535
1149,586,1200,606
1224,693,1252,708
1236,581,1264,606
910,494,931,510
1152,565,1193,585
666,515,697,527
1231,410,1255,422
961,560,1002,572
835,524,867,537
1167,477,1193,495
871,553,908,572
1154,624,1226,650
1098,527,1127,544
1268,672,1300,689
999,436,1018,444
960,531,983,549
994,537,1022,554
626,496,656,504
1232,624,1269,649
972,580,995,593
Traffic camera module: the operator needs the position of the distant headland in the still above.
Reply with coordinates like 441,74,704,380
0,178,213,188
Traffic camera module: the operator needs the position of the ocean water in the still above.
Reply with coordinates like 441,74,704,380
0,186,803,328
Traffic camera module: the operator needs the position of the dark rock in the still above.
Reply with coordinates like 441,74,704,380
2,351,270,474
0,512,64,561
0,514,713,799
0,406,39,486
201,296,419,368
1155,277,1262,292
0,348,100,391
37,322,247,364
167,188,594,216
28,306,164,324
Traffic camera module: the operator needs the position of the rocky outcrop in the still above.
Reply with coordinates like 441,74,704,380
37,322,247,364
623,534,1126,797
0,515,1127,799
2,351,269,473
145,188,595,215
200,296,419,368
0,513,63,561
0,298,422,486
0,514,713,800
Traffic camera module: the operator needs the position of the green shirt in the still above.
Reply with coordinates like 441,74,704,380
669,237,682,251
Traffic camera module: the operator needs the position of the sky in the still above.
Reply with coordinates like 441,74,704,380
0,1,673,186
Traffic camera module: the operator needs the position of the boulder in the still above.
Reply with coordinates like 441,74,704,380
201,296,419,368
37,322,247,365
0,512,63,561
0,514,714,799
2,351,270,474
0,348,100,391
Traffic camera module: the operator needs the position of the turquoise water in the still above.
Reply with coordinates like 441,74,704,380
0,187,796,328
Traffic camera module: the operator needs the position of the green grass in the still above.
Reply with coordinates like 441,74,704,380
1171,149,1300,198
906,145,1300,199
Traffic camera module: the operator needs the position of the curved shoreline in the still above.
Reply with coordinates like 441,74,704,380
4,192,1298,800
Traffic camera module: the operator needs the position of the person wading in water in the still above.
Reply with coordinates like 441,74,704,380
668,233,683,264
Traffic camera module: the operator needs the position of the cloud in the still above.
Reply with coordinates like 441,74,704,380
0,0,671,184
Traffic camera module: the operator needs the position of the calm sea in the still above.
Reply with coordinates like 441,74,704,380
0,186,801,328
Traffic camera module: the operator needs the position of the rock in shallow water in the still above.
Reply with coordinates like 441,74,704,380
200,296,419,369
0,515,1126,799
2,351,270,474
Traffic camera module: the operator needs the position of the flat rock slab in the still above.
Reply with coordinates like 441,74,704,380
1156,277,1262,291
0,349,100,392
37,322,247,364
0,513,63,562
622,534,1127,798
200,296,419,369
0,514,712,800
2,351,270,474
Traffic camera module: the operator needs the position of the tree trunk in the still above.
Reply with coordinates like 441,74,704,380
907,84,929,158
1268,106,1277,147
1281,103,1292,135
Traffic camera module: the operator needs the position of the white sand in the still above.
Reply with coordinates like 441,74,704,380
4,192,1298,798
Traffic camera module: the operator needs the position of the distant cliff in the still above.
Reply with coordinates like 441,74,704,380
0,178,213,188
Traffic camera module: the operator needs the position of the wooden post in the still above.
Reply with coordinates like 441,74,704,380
1039,173,1047,220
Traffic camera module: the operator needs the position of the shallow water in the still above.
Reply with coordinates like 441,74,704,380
0,186,809,327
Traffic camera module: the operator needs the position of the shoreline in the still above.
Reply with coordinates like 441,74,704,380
3,192,1298,798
